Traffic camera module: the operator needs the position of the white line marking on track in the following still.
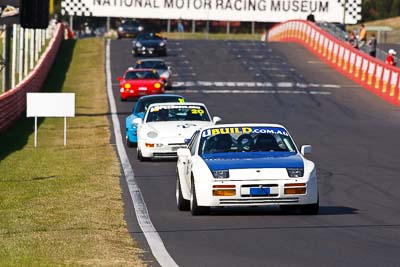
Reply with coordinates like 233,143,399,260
106,40,178,267
167,89,331,95
171,81,339,89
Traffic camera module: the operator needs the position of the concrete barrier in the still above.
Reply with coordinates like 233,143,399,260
0,23,64,132
268,20,400,106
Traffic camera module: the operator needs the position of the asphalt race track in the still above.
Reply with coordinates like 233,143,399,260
109,39,400,266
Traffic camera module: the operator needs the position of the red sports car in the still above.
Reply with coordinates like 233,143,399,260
117,69,164,101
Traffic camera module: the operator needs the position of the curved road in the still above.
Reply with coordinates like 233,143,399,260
109,39,400,266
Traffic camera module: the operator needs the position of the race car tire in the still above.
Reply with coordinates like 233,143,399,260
126,138,136,148
176,173,190,211
279,205,297,213
300,198,319,215
137,149,149,161
190,177,210,215
121,97,126,102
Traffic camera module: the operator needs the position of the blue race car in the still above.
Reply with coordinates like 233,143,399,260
125,94,186,147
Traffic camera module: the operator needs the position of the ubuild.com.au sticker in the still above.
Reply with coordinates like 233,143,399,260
202,127,289,137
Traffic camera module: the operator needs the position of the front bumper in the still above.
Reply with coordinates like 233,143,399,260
140,142,187,158
132,46,166,56
120,88,163,99
194,179,318,207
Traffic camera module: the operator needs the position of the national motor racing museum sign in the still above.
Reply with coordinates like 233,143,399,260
62,0,362,24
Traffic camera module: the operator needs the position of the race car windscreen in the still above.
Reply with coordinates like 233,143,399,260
137,33,163,40
136,61,167,70
135,97,185,113
199,127,297,154
125,70,160,80
146,105,210,122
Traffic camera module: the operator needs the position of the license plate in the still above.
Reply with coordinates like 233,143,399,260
250,187,270,196
139,87,147,91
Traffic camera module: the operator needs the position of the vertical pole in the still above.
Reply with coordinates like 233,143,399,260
41,29,45,46
69,15,74,31
64,117,67,147
34,116,37,148
251,21,255,35
5,25,11,91
342,0,347,24
192,20,195,33
227,21,230,35
206,21,209,40
18,27,24,83
24,29,29,77
30,29,35,70
1,25,6,93
107,17,110,32
167,19,171,33
35,29,39,61
11,24,17,88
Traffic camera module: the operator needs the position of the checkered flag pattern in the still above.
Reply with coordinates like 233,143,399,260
61,0,93,16
337,0,362,22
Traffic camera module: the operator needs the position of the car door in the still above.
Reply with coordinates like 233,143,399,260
185,131,201,189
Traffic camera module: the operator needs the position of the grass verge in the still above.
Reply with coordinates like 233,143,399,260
0,38,144,266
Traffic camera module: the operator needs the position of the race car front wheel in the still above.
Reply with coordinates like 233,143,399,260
137,149,149,161
176,173,190,211
300,198,319,215
190,177,209,216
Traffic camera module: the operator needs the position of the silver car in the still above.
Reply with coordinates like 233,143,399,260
134,59,172,89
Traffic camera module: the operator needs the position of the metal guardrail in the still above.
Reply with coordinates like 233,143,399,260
317,22,399,64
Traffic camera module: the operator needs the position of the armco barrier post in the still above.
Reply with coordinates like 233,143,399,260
375,65,383,90
389,71,398,97
382,68,390,94
361,58,369,82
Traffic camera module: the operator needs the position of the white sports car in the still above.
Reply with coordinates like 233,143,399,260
134,102,221,161
176,124,319,215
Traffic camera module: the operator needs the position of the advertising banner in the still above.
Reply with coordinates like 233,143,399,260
61,0,361,24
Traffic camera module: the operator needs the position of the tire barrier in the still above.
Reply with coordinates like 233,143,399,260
0,23,64,132
268,20,400,106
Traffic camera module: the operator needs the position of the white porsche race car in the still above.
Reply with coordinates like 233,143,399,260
176,124,319,215
134,102,221,161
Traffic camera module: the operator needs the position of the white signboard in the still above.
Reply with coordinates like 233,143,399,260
27,93,75,118
62,0,362,24
27,93,75,147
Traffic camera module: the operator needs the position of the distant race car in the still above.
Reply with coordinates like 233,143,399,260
117,68,164,101
134,59,173,89
125,94,186,147
175,124,319,215
117,19,144,39
132,32,167,57
134,102,221,160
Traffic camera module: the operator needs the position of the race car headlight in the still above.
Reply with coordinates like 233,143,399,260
118,27,123,32
212,170,229,179
135,42,142,48
159,42,166,47
286,168,304,178
147,131,158,138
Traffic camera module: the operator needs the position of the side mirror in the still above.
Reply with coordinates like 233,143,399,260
117,77,123,82
177,148,191,158
133,118,143,125
213,116,222,124
301,145,312,155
